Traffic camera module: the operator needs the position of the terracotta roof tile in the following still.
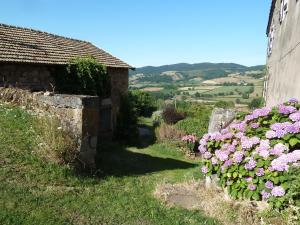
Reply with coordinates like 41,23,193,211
0,23,133,68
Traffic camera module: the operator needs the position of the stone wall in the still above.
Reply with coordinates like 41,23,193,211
0,63,129,135
0,88,99,167
0,63,55,91
265,0,300,106
107,67,129,128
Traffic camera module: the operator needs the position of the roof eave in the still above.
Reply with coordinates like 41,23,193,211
266,0,277,36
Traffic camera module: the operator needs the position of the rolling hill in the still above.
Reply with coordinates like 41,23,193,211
129,63,265,85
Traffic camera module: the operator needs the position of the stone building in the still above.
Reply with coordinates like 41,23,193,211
0,23,133,136
264,0,300,106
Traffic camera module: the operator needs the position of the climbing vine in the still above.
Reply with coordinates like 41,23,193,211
54,56,110,96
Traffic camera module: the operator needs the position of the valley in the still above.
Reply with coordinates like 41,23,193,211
130,62,265,109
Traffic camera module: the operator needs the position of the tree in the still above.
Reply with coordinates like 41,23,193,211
248,97,265,109
195,92,201,98
129,90,157,117
242,93,249,99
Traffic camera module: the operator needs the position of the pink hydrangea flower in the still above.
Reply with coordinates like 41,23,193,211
233,151,244,163
256,168,265,176
182,135,197,143
248,184,257,191
215,150,229,161
270,143,288,156
289,111,300,122
271,186,285,197
278,104,297,115
245,177,253,182
261,190,271,199
198,145,207,154
203,151,212,159
265,181,274,189
266,130,276,139
232,139,238,146
201,166,208,174
211,157,218,165
270,150,300,171
244,158,256,170
250,123,260,129
235,132,245,139
288,98,298,104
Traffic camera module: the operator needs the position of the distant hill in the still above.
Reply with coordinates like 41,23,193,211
129,63,265,85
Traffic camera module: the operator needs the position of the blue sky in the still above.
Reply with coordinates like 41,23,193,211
0,0,271,67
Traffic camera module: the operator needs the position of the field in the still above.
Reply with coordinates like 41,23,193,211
131,72,264,107
201,86,252,95
202,75,263,85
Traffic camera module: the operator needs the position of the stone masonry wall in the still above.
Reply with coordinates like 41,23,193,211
0,63,129,137
0,88,99,167
0,63,55,91
107,67,129,129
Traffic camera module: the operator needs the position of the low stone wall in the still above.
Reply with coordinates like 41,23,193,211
0,88,99,167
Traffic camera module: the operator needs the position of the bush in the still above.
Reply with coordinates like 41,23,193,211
115,93,138,142
129,90,157,117
215,100,235,109
182,135,197,152
198,98,300,210
162,108,185,125
242,93,249,99
248,97,265,109
175,103,211,138
175,118,209,139
152,110,163,126
281,168,300,208
155,123,185,142
236,98,241,104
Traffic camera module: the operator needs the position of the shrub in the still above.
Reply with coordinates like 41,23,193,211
181,134,197,152
115,93,138,142
248,97,265,109
155,123,185,142
280,168,300,208
175,103,211,138
162,108,185,125
152,110,163,126
215,100,235,109
242,93,249,99
236,98,241,104
129,90,157,117
198,98,300,210
175,118,209,139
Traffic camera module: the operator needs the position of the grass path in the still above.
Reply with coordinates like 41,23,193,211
0,105,219,225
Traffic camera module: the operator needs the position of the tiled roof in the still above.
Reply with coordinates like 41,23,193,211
266,0,277,35
0,23,132,68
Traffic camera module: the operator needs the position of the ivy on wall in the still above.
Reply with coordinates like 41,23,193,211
54,56,110,97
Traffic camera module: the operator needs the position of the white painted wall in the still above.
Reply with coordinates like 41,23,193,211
265,0,300,107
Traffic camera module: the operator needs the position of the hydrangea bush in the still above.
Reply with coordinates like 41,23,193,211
199,99,300,209
182,134,197,152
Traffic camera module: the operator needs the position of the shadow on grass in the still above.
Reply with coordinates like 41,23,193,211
95,143,196,177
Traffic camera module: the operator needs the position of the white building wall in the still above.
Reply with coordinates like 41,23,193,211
266,0,300,107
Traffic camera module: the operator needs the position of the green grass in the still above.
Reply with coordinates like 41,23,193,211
0,104,219,225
